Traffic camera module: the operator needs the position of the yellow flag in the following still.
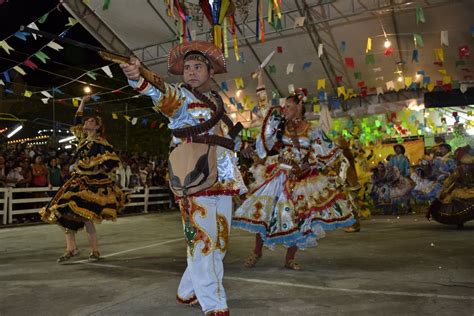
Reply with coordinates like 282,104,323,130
404,77,413,87
442,76,451,84
159,122,165,128
312,104,321,113
366,37,372,53
72,98,80,107
112,113,118,119
13,65,26,76
317,79,325,90
235,77,244,89
24,90,32,98
337,86,347,100
434,48,444,62
427,83,435,92
438,69,447,75
123,115,131,122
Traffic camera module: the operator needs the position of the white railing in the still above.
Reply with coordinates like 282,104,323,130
2,186,171,225
0,188,8,225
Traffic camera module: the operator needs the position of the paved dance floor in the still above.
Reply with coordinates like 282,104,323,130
1,212,473,315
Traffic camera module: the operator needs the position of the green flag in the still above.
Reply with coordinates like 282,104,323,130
416,6,425,24
34,51,50,63
365,54,375,65
413,33,424,47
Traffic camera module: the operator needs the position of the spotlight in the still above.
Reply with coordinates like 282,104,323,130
397,76,403,82
59,136,76,143
84,86,92,94
384,39,391,48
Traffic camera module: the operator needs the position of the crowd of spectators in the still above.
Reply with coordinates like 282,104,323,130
0,143,169,189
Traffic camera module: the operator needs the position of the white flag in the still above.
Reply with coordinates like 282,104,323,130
101,65,113,78
131,117,138,125
286,63,294,75
27,22,40,40
440,30,449,46
47,41,64,51
41,98,49,104
386,81,395,91
0,79,4,86
373,67,382,73
41,90,53,98
318,43,323,57
376,87,384,95
260,50,276,68
288,84,295,94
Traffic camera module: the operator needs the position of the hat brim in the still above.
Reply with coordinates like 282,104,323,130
168,41,226,75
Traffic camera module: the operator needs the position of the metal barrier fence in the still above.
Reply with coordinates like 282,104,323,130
0,186,171,225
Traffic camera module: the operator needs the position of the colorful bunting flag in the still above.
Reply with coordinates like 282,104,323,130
302,62,312,70
365,54,375,65
235,77,244,89
286,63,294,74
317,79,325,90
345,57,354,68
340,41,346,53
86,71,97,80
66,17,78,27
434,48,444,62
103,0,111,10
354,71,361,80
416,6,425,24
412,49,419,63
318,43,323,57
14,32,30,41
47,41,64,51
41,91,53,98
13,66,26,76
0,40,14,54
3,71,10,83
220,81,228,91
34,51,50,64
24,90,32,98
440,31,449,46
27,22,40,40
414,33,424,47
38,12,49,24
384,47,393,56
459,45,469,59
386,81,395,91
366,37,372,53
101,65,113,78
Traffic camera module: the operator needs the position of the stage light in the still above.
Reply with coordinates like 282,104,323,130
59,135,76,143
384,39,391,48
7,124,23,138
84,86,91,94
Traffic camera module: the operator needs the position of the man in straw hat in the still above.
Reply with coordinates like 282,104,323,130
121,41,245,316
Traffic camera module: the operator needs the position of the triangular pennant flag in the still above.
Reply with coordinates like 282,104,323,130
373,67,382,73
66,17,78,27
142,118,148,126
302,62,312,70
414,33,424,47
286,63,294,74
150,120,157,129
318,43,323,57
34,51,50,64
354,71,362,80
27,22,40,40
103,0,111,10
423,76,430,86
159,122,165,129
357,81,365,87
4,88,13,94
72,98,79,107
345,57,355,68
412,49,419,63
41,98,49,104
3,71,10,83
376,87,384,95
47,41,64,51
0,40,15,54
386,81,395,91
23,59,38,70
438,69,447,75
416,6,425,24
335,75,343,83
14,32,30,41
427,83,435,92
459,45,469,59
101,65,113,78
220,81,228,91
443,76,451,84
404,77,413,88
13,65,26,76
0,79,4,86
340,41,346,53
384,47,393,56
52,87,65,95
112,113,118,119
24,90,32,98
293,16,305,28
235,77,244,89
317,79,325,90
41,91,53,98
337,86,347,99
268,65,277,74
131,117,138,125
440,31,449,46
38,12,49,24
229,97,236,105
288,84,295,94
86,71,97,80
376,76,384,81
365,54,375,65
91,95,100,101
434,48,444,62
366,37,372,53
123,115,131,122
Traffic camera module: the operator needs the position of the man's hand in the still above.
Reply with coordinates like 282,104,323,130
120,57,141,81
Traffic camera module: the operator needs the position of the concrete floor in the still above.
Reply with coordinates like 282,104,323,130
0,212,473,316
